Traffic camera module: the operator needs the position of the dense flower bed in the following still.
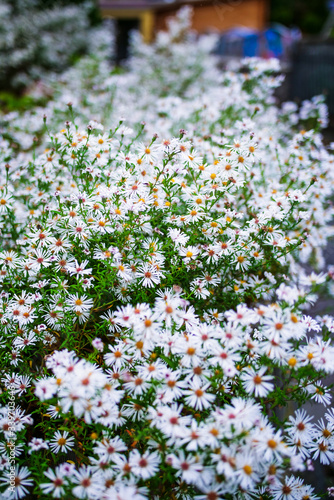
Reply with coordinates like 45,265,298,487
0,7,334,500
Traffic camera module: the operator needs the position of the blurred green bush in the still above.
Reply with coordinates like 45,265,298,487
270,0,329,34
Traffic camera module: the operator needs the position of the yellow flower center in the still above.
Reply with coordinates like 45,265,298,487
243,465,252,475
288,357,297,367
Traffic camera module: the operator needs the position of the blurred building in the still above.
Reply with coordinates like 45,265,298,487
155,0,268,34
99,0,269,61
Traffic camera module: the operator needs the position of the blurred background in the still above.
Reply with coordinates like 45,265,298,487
99,0,334,119
1,0,334,495
1,0,334,118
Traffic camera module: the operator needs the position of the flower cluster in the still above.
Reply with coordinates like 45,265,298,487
0,6,334,500
0,0,111,92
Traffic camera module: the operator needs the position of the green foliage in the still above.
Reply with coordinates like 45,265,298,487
0,92,47,113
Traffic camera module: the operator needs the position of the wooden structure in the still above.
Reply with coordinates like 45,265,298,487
155,0,268,35
99,1,157,45
99,0,268,40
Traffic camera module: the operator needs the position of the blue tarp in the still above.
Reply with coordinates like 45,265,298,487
214,25,301,59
